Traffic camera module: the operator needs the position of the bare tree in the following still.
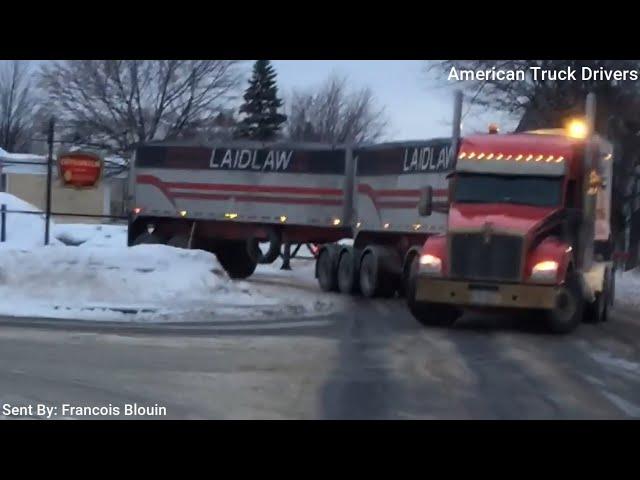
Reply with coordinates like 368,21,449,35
40,60,242,157
0,60,35,152
286,75,388,144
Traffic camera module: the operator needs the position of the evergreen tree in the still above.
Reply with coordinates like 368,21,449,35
235,60,287,141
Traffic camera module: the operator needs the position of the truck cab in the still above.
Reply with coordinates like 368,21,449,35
409,123,615,334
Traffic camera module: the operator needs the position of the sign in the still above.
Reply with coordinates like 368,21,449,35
57,151,103,189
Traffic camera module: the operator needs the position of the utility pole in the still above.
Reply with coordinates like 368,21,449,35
45,117,55,246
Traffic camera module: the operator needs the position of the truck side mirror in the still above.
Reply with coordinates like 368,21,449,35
418,186,433,217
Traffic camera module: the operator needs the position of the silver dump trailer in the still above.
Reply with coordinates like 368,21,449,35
129,141,353,278
128,139,454,296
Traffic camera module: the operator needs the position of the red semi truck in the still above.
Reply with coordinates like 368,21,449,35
409,93,616,333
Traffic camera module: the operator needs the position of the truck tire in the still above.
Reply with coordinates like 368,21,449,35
406,263,460,327
545,273,584,334
167,234,191,249
247,228,281,264
337,247,361,295
584,268,611,324
584,291,608,324
358,249,396,298
400,250,420,298
133,232,163,245
216,242,257,279
317,245,339,292
410,302,460,327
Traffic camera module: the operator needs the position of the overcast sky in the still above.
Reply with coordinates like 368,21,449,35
2,60,518,140
272,60,518,140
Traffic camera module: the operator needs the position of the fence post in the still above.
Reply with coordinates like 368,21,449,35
1,204,6,242
44,117,55,246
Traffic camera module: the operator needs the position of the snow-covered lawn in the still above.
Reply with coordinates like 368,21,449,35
0,244,333,322
0,193,339,323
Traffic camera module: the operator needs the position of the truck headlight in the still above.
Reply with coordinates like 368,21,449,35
530,260,559,282
419,254,442,275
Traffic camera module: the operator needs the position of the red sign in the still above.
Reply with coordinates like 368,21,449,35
58,151,103,189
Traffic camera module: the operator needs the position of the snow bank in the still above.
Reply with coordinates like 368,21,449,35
0,192,57,247
54,223,127,248
616,269,640,310
0,243,338,322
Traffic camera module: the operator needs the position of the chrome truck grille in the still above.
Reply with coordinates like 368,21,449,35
449,233,523,282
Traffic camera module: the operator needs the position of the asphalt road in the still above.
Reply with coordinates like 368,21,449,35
1,295,640,419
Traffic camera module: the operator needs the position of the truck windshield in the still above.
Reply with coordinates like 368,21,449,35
453,173,563,207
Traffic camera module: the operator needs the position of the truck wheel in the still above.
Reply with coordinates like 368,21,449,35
406,265,459,327
317,246,339,292
337,247,360,295
133,232,163,245
410,302,460,328
359,250,396,298
167,234,191,249
216,242,257,279
545,274,584,334
585,269,611,324
399,251,420,298
585,291,608,324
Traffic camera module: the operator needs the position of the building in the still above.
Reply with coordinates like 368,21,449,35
0,148,129,224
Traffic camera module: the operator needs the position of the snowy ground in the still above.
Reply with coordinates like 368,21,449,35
0,193,340,323
616,269,640,311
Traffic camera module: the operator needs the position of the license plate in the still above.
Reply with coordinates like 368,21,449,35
470,289,499,305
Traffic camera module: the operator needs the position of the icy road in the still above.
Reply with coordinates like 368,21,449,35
1,290,640,419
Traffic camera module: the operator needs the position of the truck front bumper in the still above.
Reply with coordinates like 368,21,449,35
415,276,558,310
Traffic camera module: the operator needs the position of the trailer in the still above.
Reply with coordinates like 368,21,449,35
128,141,353,278
409,93,617,334
128,138,454,295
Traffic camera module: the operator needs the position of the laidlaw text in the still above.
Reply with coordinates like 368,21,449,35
209,149,293,172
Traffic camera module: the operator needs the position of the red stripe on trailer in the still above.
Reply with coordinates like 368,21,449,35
174,192,342,206
137,175,343,207
137,175,342,196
